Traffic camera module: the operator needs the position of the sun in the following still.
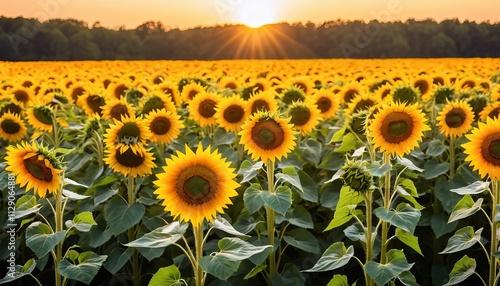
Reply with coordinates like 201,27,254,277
237,1,277,28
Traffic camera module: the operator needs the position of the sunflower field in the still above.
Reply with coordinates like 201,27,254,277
1,58,500,286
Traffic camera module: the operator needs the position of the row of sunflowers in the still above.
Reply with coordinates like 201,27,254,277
1,58,500,285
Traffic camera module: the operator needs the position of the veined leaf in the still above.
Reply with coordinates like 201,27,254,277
149,265,183,286
448,195,483,223
303,242,354,272
395,228,423,256
450,181,489,195
104,196,145,235
366,249,414,286
26,222,66,259
124,222,188,248
275,166,302,192
374,203,421,234
443,255,476,286
439,226,483,254
58,251,107,285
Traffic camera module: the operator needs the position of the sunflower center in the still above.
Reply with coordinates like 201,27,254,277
251,100,270,114
488,108,500,119
290,107,311,126
33,107,53,125
115,148,145,167
118,123,141,144
344,89,357,103
198,99,217,118
23,154,53,182
87,95,104,115
151,117,171,135
142,97,165,115
14,90,29,103
381,112,414,143
316,97,332,113
71,87,85,102
110,104,129,121
1,119,21,134
225,82,237,89
1,103,22,115
251,119,285,150
414,80,429,94
354,99,375,113
445,108,466,128
114,84,128,98
223,105,245,123
481,133,500,166
177,165,217,205
188,90,199,100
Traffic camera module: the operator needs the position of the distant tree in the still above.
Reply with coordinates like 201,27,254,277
428,32,459,57
69,30,101,60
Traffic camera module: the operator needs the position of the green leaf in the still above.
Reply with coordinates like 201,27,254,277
425,139,448,157
338,185,364,208
431,213,458,239
374,203,421,234
124,222,188,248
344,224,366,243
104,196,145,235
396,157,424,172
243,184,265,214
283,229,321,254
352,146,366,157
214,128,235,145
64,177,89,188
14,195,41,219
212,216,250,237
366,249,414,286
324,204,357,231
448,195,483,223
450,181,489,195
398,179,418,197
261,186,293,216
395,228,423,256
334,133,358,153
0,258,36,284
26,222,66,258
58,251,107,285
327,274,350,286
434,179,462,213
330,125,347,143
67,250,79,261
149,265,183,286
367,162,392,177
303,242,354,272
238,160,263,184
62,189,90,200
87,176,118,195
285,205,314,229
397,270,419,286
396,179,424,210
103,247,133,274
439,226,483,254
269,264,305,286
276,166,303,192
244,264,267,279
66,211,96,232
299,138,322,165
421,160,450,179
297,170,318,203
199,255,240,280
443,255,476,286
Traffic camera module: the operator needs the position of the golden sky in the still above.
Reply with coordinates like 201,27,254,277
1,0,499,29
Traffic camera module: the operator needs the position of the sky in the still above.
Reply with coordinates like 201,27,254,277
1,0,499,29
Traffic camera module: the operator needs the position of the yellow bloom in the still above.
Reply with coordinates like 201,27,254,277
436,100,475,137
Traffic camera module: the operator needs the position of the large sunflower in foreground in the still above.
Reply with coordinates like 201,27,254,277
103,115,151,153
153,143,240,227
5,141,63,197
462,117,500,180
0,111,27,141
104,144,156,178
436,100,474,137
368,102,430,157
144,108,184,144
239,111,297,162
215,94,249,132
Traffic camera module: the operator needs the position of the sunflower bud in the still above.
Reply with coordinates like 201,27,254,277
340,160,373,194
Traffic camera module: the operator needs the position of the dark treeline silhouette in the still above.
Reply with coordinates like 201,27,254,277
0,16,499,60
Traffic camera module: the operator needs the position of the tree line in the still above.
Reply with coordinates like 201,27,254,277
0,16,499,60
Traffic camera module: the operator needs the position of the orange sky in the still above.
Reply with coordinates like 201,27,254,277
1,0,499,29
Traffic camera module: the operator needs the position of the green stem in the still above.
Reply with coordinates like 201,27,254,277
364,192,374,286
380,153,391,264
126,175,141,286
449,137,455,179
490,179,499,286
54,187,63,286
193,224,204,286
266,159,277,281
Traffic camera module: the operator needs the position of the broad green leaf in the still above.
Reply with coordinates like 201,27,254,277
396,186,425,211
212,216,250,237
103,247,133,274
124,222,188,248
448,195,483,223
64,177,89,188
330,125,347,143
104,196,145,235
324,205,357,231
374,203,421,234
439,226,483,254
0,258,36,284
344,224,366,243
148,265,183,286
421,160,450,179
94,187,119,206
283,229,321,254
58,251,107,285
327,274,350,286
199,254,241,280
269,264,305,286
367,162,392,177
425,139,448,157
285,205,314,229
67,250,79,261
450,181,489,195
87,176,118,195
66,211,96,232
396,157,424,172
62,189,90,201
214,128,235,145
261,186,293,215
14,195,41,219
233,210,262,234
303,242,354,272
244,264,267,279
243,184,265,214
337,185,364,208
298,170,318,203
299,138,323,165
431,213,458,239
434,179,462,213
334,133,358,153
26,222,66,258
352,146,366,157
275,166,303,192
398,179,418,197
395,228,423,256
397,270,419,286
443,255,476,286
366,249,414,286
238,160,263,183
248,237,274,266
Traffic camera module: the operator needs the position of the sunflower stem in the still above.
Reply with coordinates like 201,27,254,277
193,223,205,286
265,159,278,280
490,179,499,286
449,136,455,179
126,175,141,286
364,191,374,286
380,153,391,264
54,185,63,286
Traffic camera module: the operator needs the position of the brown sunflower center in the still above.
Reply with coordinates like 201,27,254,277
381,112,414,144
251,100,270,114
1,103,22,116
414,80,429,94
316,97,332,113
445,108,466,128
115,148,145,168
225,82,237,89
23,154,53,182
344,89,358,103
294,82,307,93
251,119,285,150
481,133,500,166
177,165,217,205
188,89,199,100
110,104,129,121
1,118,21,134
198,99,217,118
354,99,375,113
114,84,128,98
14,90,29,103
150,117,171,135
87,95,104,115
223,105,244,123
290,107,311,126
488,108,500,119
71,87,85,102
118,123,141,144
254,83,265,93
33,107,53,125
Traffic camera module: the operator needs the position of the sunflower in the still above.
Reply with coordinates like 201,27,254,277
390,85,420,104
158,82,181,105
188,91,220,127
280,86,306,105
287,100,321,136
462,117,500,180
0,111,27,141
139,93,176,116
9,86,34,107
77,91,106,116
368,102,430,157
153,143,240,227
144,108,184,144
104,144,156,178
101,97,134,121
289,77,314,95
0,102,23,116
413,76,433,101
5,141,63,197
436,100,475,137
247,78,271,94
103,115,152,154
26,105,55,131
312,88,340,120
480,102,500,121
108,81,130,99
239,111,297,162
345,92,380,116
181,82,206,103
247,91,279,115
68,83,87,103
214,94,249,132
340,82,363,105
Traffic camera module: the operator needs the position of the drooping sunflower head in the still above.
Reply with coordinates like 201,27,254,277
347,109,370,136
5,141,63,197
139,93,176,116
153,143,240,227
215,94,249,133
312,87,341,120
103,115,152,153
239,111,297,163
280,86,306,105
345,93,380,116
0,111,27,142
26,105,55,131
463,117,500,180
144,108,184,144
340,159,374,194
432,86,456,105
0,101,23,117
390,85,420,105
479,101,500,121
368,102,430,157
104,143,156,178
467,93,489,121
247,91,279,116
287,100,321,136
436,100,475,138
82,115,103,140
